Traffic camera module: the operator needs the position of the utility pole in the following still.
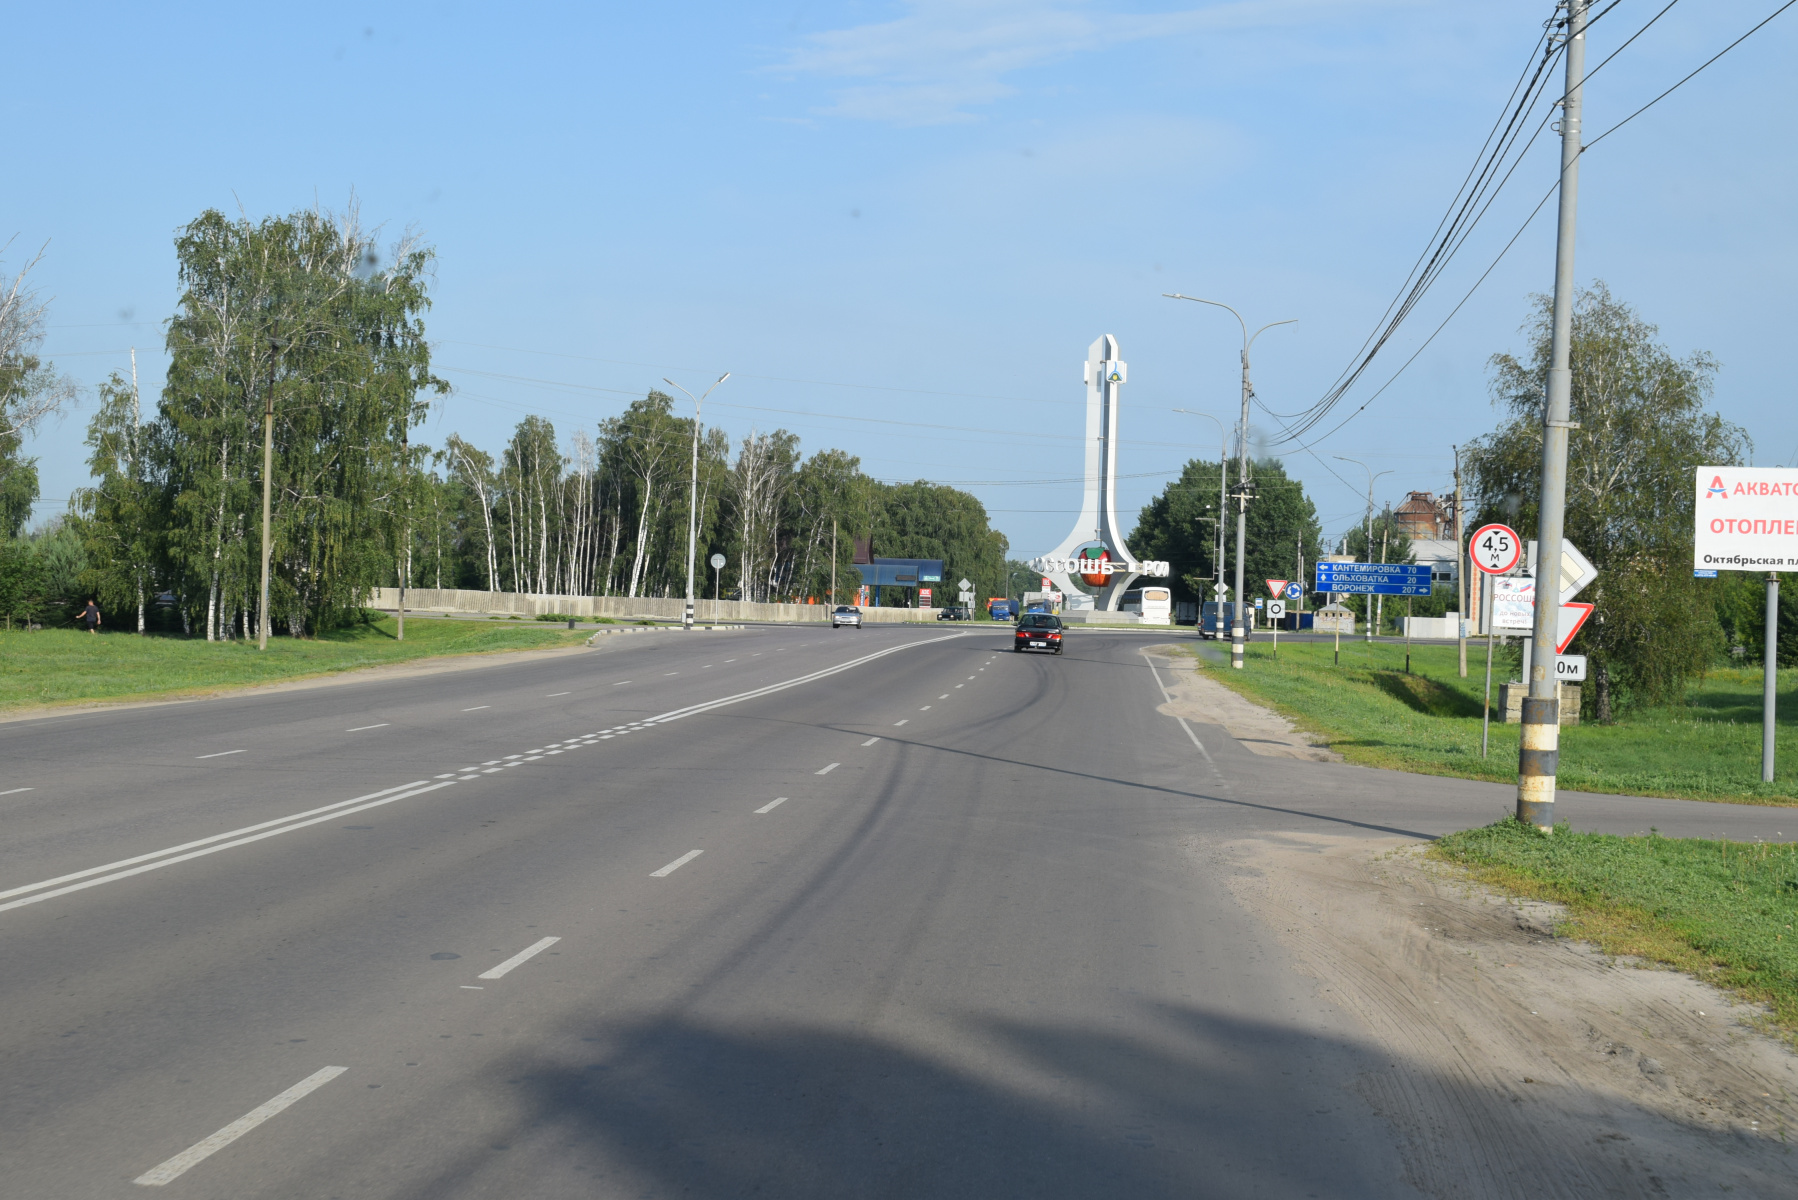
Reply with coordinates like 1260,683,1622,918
257,336,286,651
665,373,730,631
397,433,408,642
1335,457,1391,645
831,518,838,607
1519,0,1589,832
1165,298,1294,669
1454,446,1468,677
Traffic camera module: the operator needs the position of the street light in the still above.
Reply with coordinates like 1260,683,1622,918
1173,408,1229,629
1165,295,1295,670
663,372,730,630
1333,456,1393,643
257,335,288,651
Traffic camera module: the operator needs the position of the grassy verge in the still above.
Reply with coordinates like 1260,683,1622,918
1434,820,1798,1038
1175,637,1798,804
0,616,589,713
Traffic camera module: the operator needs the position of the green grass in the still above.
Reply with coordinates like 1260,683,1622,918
1178,637,1798,804
1435,820,1798,1037
0,616,589,713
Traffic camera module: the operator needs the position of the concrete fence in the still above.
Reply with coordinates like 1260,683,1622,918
366,587,944,625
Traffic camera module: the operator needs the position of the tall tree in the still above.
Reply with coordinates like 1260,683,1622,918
1465,283,1748,719
0,243,78,539
72,365,160,631
1131,458,1321,605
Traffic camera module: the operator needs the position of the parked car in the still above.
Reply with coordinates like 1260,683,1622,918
830,605,863,629
937,605,972,622
1013,613,1064,654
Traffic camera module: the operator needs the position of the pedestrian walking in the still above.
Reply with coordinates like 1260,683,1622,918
80,598,101,635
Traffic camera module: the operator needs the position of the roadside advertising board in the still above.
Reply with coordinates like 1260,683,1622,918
1693,466,1798,575
1491,577,1535,630
1313,561,1432,596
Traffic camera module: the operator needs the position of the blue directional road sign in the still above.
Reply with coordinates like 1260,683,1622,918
1282,582,1302,600
1314,561,1433,596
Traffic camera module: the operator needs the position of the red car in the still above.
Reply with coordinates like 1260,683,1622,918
1013,613,1064,654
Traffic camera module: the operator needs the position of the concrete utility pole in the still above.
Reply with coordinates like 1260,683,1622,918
1166,297,1294,670
1173,408,1229,623
1519,0,1589,832
397,434,408,642
1454,446,1468,677
257,337,287,651
831,518,838,607
665,373,730,631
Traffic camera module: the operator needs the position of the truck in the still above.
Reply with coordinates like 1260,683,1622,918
987,598,1018,622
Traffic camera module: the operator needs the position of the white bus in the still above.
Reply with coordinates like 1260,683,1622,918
1120,587,1172,625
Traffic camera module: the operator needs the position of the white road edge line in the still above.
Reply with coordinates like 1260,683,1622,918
1140,651,1217,767
0,782,451,914
0,787,33,796
477,936,561,980
132,1065,347,1187
345,724,389,732
755,797,788,813
816,763,839,775
194,749,247,759
651,849,703,877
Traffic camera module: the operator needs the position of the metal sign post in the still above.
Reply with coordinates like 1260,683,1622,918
1268,600,1286,658
1482,573,1495,758
1469,523,1522,759
1767,575,1780,784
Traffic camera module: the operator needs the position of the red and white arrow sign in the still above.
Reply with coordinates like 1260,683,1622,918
1265,579,1288,598
1556,602,1594,653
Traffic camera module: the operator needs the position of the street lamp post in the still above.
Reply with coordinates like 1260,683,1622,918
1173,408,1230,631
1334,456,1392,642
663,373,731,630
1165,296,1295,670
257,336,288,651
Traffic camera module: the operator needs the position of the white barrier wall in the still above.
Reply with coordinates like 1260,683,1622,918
367,588,944,625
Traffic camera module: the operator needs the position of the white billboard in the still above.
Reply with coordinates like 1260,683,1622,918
1694,466,1798,573
1491,577,1535,630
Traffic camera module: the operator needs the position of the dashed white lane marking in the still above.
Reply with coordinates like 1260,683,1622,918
861,737,880,746
614,681,632,685
724,659,736,663
664,672,679,676
968,676,976,680
546,692,571,697
651,850,703,877
755,797,788,813
131,1066,347,1186
0,787,33,796
816,763,839,775
460,985,484,990
345,724,389,732
194,749,247,760
940,693,951,698
463,706,491,712
477,936,561,980
919,706,932,711
894,719,909,726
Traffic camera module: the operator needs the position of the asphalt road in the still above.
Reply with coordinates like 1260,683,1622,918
1,623,1792,1198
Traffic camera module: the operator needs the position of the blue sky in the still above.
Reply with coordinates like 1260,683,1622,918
11,0,1795,562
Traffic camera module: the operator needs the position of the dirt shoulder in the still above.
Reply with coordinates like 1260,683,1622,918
1215,832,1798,1196
1140,643,1339,762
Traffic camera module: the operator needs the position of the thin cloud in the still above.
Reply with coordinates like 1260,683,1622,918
780,0,1405,125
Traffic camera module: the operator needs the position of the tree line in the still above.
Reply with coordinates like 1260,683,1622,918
0,207,1011,633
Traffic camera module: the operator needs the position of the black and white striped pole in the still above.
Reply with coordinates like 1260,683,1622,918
1520,0,1589,831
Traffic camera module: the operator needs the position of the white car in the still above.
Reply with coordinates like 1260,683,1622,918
830,605,863,629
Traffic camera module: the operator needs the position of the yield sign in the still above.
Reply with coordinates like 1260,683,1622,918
1556,602,1594,653
1265,579,1288,598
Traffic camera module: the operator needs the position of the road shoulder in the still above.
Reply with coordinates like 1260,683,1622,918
1141,644,1340,762
1212,831,1798,1195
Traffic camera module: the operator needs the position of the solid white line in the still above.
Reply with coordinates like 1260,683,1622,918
195,749,247,759
755,797,788,813
641,633,966,727
546,692,571,697
1140,651,1217,767
132,1066,347,1186
1176,716,1217,765
651,849,703,877
345,724,389,732
861,737,879,746
463,706,490,711
477,936,561,980
0,787,33,796
816,762,839,775
0,783,451,915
